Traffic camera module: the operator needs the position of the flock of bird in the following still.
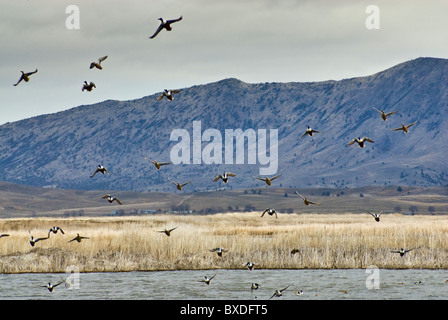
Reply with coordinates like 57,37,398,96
8,13,424,297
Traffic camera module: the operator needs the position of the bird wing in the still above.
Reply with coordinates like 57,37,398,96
168,227,178,232
90,168,100,177
295,191,305,200
365,210,376,218
213,175,222,182
144,157,156,164
13,76,23,86
308,200,321,205
158,162,172,166
26,69,38,76
168,178,178,185
209,273,216,281
98,55,108,63
102,194,111,199
390,250,400,253
363,137,374,143
114,198,123,205
261,209,267,217
157,94,165,101
280,285,290,292
171,89,181,94
0,234,10,238
149,24,164,39
390,127,403,131
226,172,236,177
270,174,281,181
406,121,417,128
385,111,398,116
180,181,191,187
254,176,266,181
378,210,384,217
167,16,183,24
372,107,382,114
209,248,218,252
299,131,308,139
347,138,357,145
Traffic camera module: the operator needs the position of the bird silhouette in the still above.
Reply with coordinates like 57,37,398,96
13,69,38,86
149,16,183,39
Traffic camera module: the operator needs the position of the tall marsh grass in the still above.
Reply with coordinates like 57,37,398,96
0,213,447,273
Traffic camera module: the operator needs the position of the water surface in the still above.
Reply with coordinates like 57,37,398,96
0,269,447,300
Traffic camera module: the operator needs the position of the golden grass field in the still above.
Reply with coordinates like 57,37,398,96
1,212,448,273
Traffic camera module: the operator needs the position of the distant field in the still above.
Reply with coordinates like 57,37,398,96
1,212,447,273
0,181,447,218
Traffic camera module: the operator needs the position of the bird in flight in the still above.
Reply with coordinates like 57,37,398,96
213,172,236,184
157,89,181,101
365,209,383,222
41,281,64,292
261,208,278,219
390,248,418,257
347,137,374,148
29,230,50,247
255,174,281,186
13,69,38,86
49,226,65,235
209,247,228,257
0,234,10,239
156,227,178,237
295,191,320,206
198,273,216,285
168,178,191,191
90,165,109,178
82,81,96,92
144,157,172,170
300,126,320,139
102,194,123,205
68,233,89,243
89,55,108,70
149,16,183,39
373,107,398,121
390,121,418,134
269,285,290,299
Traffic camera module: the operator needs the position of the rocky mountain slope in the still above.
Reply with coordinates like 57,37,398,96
0,57,446,192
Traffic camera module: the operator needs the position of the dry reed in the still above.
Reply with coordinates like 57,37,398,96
0,213,447,273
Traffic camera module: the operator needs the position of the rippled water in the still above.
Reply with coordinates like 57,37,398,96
0,269,447,300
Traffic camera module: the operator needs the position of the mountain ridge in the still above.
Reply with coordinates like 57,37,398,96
0,57,447,191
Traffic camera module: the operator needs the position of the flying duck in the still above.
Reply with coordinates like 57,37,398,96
144,157,172,170
0,234,10,239
347,137,374,148
290,248,301,256
373,107,398,121
156,227,178,237
49,226,65,235
168,178,191,191
82,81,96,92
198,273,216,285
390,121,418,133
251,283,261,292
29,230,50,247
13,69,38,86
41,281,64,292
157,89,181,101
68,233,89,243
213,172,236,184
390,247,417,257
261,208,278,219
269,285,290,299
90,165,109,178
89,55,108,70
366,209,383,222
300,126,320,139
149,16,183,39
294,290,304,296
295,191,320,206
255,174,281,186
102,194,123,205
209,247,228,257
245,262,256,271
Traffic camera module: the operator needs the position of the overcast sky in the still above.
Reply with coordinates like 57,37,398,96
1,0,447,125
